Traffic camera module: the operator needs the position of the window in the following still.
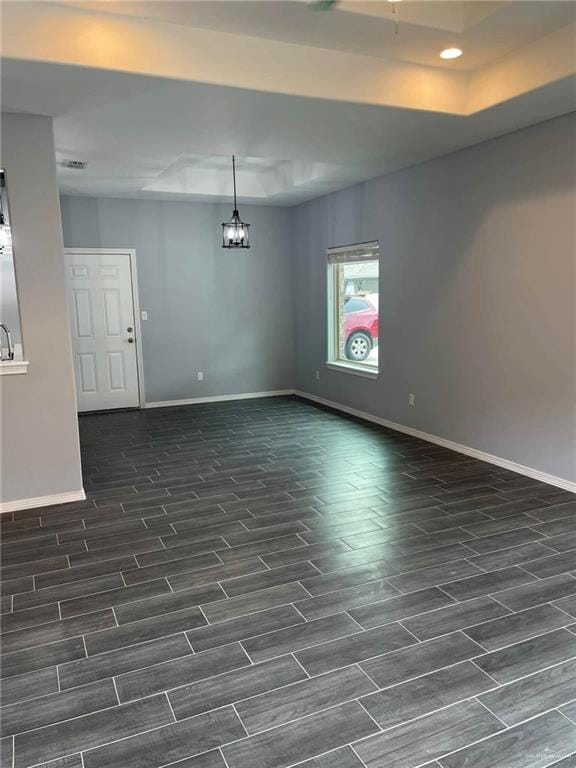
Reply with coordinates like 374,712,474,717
327,241,379,376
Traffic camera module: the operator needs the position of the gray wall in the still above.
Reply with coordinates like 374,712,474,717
0,114,83,504
60,197,294,403
292,114,576,483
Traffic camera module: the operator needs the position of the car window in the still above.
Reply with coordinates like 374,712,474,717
344,298,369,313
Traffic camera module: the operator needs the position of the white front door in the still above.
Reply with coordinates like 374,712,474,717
65,251,141,412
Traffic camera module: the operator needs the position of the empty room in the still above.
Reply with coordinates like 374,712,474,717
1,1,576,767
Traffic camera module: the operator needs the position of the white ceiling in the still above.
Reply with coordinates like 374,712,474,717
2,0,575,205
60,0,576,71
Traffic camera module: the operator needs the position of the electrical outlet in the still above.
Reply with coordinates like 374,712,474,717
141,311,148,321
409,393,415,407
197,371,204,382
315,370,320,381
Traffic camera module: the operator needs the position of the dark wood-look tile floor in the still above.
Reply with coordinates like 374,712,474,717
2,395,576,768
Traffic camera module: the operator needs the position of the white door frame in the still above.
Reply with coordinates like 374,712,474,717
64,248,146,409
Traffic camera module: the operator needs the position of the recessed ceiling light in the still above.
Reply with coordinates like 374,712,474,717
61,160,88,170
440,48,463,60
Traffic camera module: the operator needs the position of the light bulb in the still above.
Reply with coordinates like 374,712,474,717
440,48,463,60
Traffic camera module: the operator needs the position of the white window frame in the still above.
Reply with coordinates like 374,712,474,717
326,241,380,379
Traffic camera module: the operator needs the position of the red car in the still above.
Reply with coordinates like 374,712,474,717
343,294,379,362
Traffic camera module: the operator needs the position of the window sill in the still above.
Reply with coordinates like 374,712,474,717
0,360,29,375
325,362,379,380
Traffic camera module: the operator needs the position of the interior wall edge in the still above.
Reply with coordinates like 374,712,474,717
294,390,576,493
144,389,295,408
1,113,84,505
0,489,86,515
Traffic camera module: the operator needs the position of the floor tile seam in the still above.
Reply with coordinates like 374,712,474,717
109,640,252,692
1,559,77,584
335,535,478,565
29,560,139,594
361,688,505,739
366,624,576,686
473,696,508,728
414,704,576,768
460,524,550,545
287,652,312,680
437,573,560,605
1,624,107,671
550,601,576,619
3,688,165,742
239,619,369,666
11,576,161,615
22,705,214,768
557,708,576,726
346,685,576,768
199,696,385,752
425,607,576,652
470,650,576,689
47,579,209,624
485,582,576,612
234,615,363,661
296,581,315,599
290,603,310,623
515,563,547,580
244,631,473,690
111,675,121,706
402,600,574,648
40,630,193,680
346,612,370,633
164,689,178,725
387,564,488,593
529,509,576,525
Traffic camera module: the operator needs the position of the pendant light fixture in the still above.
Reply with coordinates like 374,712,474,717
222,155,250,249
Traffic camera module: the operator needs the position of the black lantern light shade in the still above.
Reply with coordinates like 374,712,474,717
222,155,250,249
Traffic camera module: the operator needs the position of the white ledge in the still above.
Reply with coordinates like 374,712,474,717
325,361,379,380
0,360,29,375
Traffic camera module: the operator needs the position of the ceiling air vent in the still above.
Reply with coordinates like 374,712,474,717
61,160,88,170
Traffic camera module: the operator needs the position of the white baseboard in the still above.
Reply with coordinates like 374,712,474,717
0,489,87,515
295,390,576,494
144,390,295,409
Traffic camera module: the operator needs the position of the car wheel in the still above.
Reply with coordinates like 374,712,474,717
345,331,372,362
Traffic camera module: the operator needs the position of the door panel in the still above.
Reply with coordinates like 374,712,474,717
73,290,95,338
78,353,98,393
65,252,140,412
103,289,122,337
107,352,127,391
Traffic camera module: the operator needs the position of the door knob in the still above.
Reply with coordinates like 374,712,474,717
127,338,134,343
127,326,133,332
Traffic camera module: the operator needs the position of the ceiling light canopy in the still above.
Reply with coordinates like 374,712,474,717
222,155,250,249
440,47,463,60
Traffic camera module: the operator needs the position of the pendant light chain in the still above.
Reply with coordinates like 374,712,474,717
232,155,238,211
